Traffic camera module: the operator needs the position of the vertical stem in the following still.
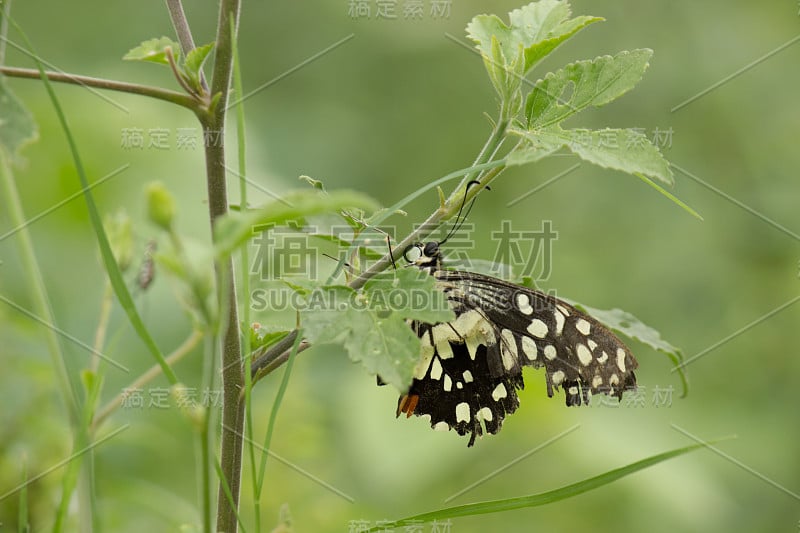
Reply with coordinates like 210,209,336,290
205,0,243,531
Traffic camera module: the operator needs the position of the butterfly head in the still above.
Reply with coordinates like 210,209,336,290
404,241,442,273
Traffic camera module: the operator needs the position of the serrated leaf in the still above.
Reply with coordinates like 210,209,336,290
301,286,420,390
566,299,689,397
364,268,455,324
0,75,38,159
526,49,653,128
123,37,181,64
213,189,379,260
467,1,602,75
513,126,673,185
508,2,602,72
184,42,214,79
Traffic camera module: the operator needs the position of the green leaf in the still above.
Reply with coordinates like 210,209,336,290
248,324,291,352
301,286,420,391
301,271,454,391
213,189,379,260
368,440,720,530
566,300,689,397
466,0,602,75
123,36,181,64
526,49,653,128
0,75,39,160
512,126,673,185
182,42,214,89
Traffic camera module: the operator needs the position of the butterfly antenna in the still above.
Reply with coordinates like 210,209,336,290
440,180,487,245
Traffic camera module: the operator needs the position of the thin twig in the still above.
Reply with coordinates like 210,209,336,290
0,65,198,110
90,330,204,431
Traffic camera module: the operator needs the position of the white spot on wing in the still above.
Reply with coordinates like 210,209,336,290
576,344,592,366
588,339,598,351
556,304,570,317
610,374,620,386
527,319,548,339
466,336,481,360
521,336,537,361
592,375,603,388
551,370,565,386
616,348,627,373
434,421,449,431
413,331,436,379
478,407,493,422
544,345,557,360
555,310,565,336
443,374,452,391
430,358,443,380
597,351,609,363
491,383,508,401
501,329,517,370
455,402,470,423
436,340,453,360
576,319,591,335
568,385,578,395
516,292,534,315
463,370,473,383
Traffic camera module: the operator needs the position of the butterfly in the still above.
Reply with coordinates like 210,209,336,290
394,240,638,447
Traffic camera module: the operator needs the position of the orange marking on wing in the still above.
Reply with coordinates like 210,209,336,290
396,394,420,418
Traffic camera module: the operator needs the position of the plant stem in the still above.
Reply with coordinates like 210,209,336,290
205,0,243,530
165,0,208,91
0,66,198,110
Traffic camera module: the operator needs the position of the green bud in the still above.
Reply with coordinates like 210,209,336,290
145,181,176,231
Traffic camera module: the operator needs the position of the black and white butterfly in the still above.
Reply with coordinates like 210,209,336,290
394,240,638,447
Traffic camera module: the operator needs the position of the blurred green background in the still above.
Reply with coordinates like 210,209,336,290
1,1,799,531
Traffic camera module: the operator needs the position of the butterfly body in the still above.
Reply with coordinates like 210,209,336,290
397,241,638,446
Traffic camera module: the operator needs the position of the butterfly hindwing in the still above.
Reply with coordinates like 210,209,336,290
398,315,524,446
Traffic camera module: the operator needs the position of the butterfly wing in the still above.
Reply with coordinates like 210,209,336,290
398,269,638,446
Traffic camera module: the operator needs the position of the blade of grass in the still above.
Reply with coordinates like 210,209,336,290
256,329,303,492
18,457,28,533
368,439,729,530
636,172,703,221
199,335,215,533
16,23,179,385
0,151,78,420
